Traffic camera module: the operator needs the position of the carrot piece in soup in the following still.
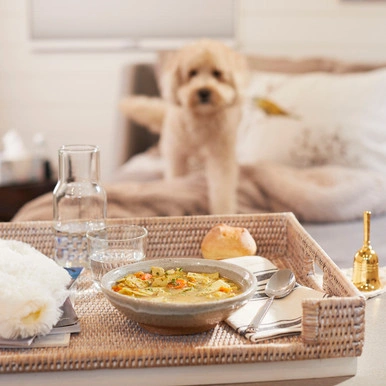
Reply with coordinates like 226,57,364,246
167,278,187,289
140,273,153,280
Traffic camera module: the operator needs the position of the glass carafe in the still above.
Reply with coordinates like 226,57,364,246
53,144,107,269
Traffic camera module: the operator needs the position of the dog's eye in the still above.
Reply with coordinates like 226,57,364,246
212,69,222,79
188,69,198,78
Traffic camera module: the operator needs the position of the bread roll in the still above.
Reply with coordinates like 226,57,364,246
201,223,257,260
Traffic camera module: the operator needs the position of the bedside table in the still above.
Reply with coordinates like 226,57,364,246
0,180,56,222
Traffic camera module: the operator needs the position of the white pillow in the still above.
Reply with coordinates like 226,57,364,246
236,68,386,173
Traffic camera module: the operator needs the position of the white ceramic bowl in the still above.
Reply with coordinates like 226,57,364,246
100,257,257,335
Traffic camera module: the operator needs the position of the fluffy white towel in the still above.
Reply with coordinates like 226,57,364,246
0,239,71,339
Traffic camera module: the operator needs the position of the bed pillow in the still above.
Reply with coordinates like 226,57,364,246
236,68,386,173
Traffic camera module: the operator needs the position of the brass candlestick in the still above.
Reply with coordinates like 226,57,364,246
352,211,381,292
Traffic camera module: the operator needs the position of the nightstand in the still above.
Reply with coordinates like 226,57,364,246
0,180,56,221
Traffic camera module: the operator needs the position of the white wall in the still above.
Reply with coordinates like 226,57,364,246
239,0,386,61
1,0,386,181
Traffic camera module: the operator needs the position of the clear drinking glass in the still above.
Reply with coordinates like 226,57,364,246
53,144,107,269
87,225,148,289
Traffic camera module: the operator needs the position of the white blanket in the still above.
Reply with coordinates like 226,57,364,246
13,153,386,223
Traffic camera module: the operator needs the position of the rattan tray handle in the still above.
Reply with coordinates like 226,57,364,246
301,296,365,353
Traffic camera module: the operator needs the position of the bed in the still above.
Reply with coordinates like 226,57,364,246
12,53,386,269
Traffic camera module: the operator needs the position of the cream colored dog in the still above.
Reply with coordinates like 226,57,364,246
120,39,248,214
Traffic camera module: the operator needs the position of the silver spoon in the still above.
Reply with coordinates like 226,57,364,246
245,269,296,334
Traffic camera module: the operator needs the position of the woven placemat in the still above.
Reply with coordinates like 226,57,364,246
0,213,365,374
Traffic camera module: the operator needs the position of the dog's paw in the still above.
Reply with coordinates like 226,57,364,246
119,96,167,134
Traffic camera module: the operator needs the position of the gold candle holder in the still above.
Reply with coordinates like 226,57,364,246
352,211,381,292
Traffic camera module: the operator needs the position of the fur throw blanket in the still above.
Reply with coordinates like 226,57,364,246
0,239,70,339
12,161,386,223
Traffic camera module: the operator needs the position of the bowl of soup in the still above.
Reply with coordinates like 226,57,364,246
100,257,257,335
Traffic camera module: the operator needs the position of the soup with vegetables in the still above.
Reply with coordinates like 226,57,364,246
112,266,241,303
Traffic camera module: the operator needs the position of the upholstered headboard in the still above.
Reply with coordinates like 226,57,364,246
124,64,160,161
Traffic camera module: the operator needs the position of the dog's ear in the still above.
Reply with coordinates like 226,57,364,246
159,51,181,104
230,51,250,92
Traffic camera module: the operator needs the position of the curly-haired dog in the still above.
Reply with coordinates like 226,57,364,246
120,39,248,214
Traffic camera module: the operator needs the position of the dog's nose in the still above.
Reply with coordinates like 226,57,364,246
197,88,211,103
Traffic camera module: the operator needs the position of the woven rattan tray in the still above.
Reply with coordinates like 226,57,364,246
0,212,365,374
